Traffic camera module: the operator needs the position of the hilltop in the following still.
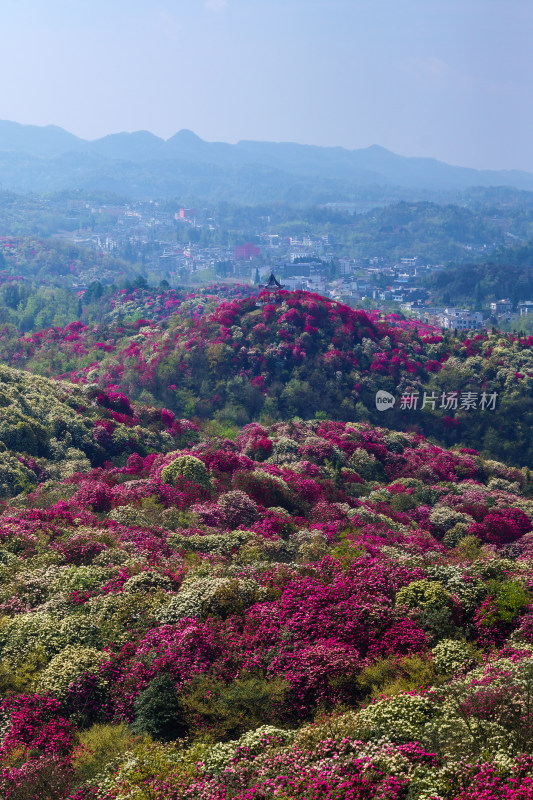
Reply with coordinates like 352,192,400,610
0,289,531,466
0,288,533,796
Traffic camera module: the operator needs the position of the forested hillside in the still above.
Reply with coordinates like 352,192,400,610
425,240,533,307
0,290,530,466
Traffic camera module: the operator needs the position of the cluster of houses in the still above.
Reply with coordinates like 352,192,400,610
275,258,442,305
489,299,533,319
406,299,533,331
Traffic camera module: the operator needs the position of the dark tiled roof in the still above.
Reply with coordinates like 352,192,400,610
262,272,284,290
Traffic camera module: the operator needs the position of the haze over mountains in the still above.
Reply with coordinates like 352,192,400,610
1,119,533,203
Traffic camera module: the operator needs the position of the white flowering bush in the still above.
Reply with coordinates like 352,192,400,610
203,725,296,775
123,571,173,594
86,592,167,647
108,505,155,528
348,449,383,480
426,565,486,614
487,477,521,493
355,692,440,742
267,436,300,464
57,447,92,479
396,579,451,610
384,431,411,453
431,639,472,675
156,577,267,623
38,644,107,698
168,529,256,556
429,657,533,759
0,610,99,666
429,505,474,534
294,529,328,562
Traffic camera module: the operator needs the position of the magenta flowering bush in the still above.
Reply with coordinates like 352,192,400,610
468,507,532,545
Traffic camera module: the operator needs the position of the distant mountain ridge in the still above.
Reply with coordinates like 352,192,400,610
0,119,532,201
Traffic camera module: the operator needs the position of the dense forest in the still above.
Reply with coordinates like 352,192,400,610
424,241,533,307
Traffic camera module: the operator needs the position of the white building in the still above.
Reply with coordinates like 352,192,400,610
283,277,309,291
490,299,513,314
441,308,484,330
518,301,533,316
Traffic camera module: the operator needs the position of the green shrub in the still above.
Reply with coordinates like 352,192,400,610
443,522,471,548
74,723,146,784
180,673,289,739
357,655,436,699
0,646,48,694
488,579,530,623
0,451,39,497
389,492,417,512
131,674,186,741
413,605,457,645
160,455,210,488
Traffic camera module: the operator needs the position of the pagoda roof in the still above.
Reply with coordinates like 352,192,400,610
262,271,285,290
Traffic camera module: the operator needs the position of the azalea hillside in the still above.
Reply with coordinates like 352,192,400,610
0,288,531,466
0,286,533,799
0,388,532,798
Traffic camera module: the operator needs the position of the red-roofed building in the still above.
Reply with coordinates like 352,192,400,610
235,242,260,261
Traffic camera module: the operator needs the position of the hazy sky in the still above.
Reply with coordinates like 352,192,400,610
0,0,532,171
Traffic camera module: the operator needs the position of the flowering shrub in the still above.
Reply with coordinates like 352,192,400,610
38,645,107,700
396,579,451,610
217,489,258,527
156,576,267,623
1,287,533,464
354,691,440,743
160,454,210,488
431,639,473,675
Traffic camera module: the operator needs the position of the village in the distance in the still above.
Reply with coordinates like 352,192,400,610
3,186,533,334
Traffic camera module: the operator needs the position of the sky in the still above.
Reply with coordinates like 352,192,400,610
0,0,532,171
